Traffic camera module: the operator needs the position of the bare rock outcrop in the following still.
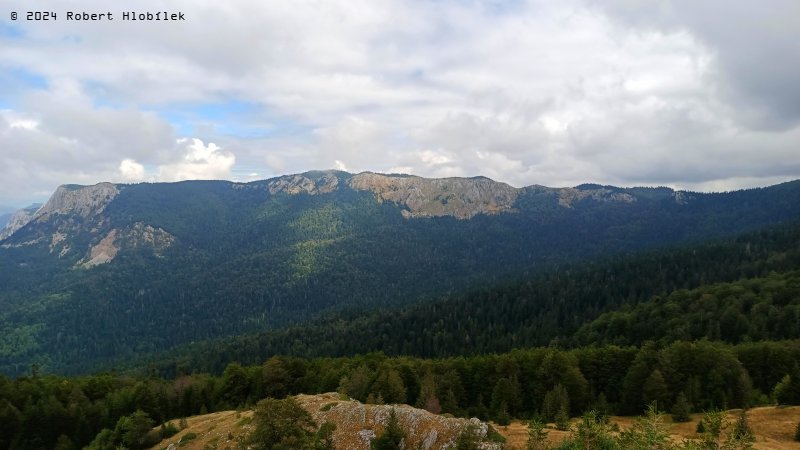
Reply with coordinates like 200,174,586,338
0,204,41,241
295,393,502,450
34,182,118,220
522,184,637,208
80,229,119,268
78,223,175,268
267,172,340,195
348,173,519,219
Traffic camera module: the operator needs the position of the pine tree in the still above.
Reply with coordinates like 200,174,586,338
416,371,441,414
248,397,317,450
731,409,754,442
554,405,570,431
315,421,336,450
642,369,669,410
372,409,405,450
525,418,549,450
543,384,570,422
455,424,482,450
671,392,692,423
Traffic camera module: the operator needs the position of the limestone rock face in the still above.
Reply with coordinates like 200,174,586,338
267,172,341,195
348,172,519,219
552,187,636,208
0,204,41,241
126,222,175,256
34,182,118,220
77,223,175,268
295,393,502,450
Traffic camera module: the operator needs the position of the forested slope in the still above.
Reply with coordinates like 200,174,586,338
137,222,800,374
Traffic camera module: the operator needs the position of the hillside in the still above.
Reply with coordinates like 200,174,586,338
4,339,800,449
145,402,800,450
2,171,800,375
135,221,800,374
495,407,800,450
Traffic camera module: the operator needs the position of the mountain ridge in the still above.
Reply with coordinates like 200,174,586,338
0,169,704,242
2,170,800,375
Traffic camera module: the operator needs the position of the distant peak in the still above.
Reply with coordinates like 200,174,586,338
37,182,119,219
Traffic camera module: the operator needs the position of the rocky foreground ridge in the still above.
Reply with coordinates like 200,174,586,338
151,393,502,450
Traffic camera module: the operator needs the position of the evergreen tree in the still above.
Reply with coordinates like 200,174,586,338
248,397,316,450
371,409,405,450
697,410,727,450
455,424,482,450
416,371,441,414
543,384,570,422
618,403,672,450
554,405,570,431
339,364,373,402
574,411,615,450
671,392,692,423
491,377,520,420
525,418,549,450
730,409,755,448
642,369,670,410
54,434,76,450
262,357,291,399
315,421,336,450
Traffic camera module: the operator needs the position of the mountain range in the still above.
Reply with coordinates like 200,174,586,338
2,170,800,375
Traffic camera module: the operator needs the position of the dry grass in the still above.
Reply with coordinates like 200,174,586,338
496,406,800,450
148,403,800,450
147,409,253,450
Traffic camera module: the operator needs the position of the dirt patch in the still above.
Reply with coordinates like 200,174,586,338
81,229,118,267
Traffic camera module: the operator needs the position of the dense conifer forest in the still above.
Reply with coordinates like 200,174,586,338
133,221,800,374
3,340,800,449
3,222,800,449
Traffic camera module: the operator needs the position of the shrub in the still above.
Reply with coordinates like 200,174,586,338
160,422,179,439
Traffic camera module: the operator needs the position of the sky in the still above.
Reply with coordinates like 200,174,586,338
1,0,799,209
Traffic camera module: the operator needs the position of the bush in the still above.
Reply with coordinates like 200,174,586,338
160,422,179,439
178,432,197,446
486,425,506,443
696,419,705,434
794,421,800,442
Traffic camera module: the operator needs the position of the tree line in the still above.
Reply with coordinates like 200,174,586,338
2,340,800,449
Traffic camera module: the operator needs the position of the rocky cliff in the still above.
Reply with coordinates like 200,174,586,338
34,182,118,220
0,203,41,240
348,172,519,219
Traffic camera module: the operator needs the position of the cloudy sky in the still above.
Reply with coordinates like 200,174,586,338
1,0,799,209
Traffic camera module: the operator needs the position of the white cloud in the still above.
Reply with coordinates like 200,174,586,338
119,159,145,182
157,138,235,182
1,0,799,205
